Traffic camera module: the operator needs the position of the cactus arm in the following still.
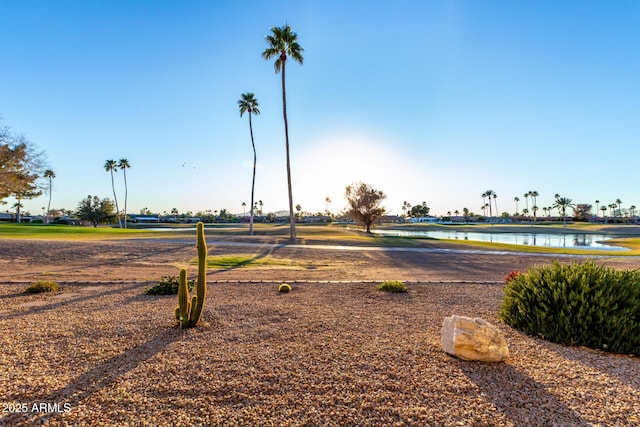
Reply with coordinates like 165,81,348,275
189,295,198,326
177,268,191,328
189,221,208,326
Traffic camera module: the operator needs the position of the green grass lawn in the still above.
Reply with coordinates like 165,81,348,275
194,255,302,269
2,222,639,255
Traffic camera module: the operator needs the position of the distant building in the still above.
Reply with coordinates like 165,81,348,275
377,215,404,224
409,216,439,223
128,214,160,223
302,215,332,223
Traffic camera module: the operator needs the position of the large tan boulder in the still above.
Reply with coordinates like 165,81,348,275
441,315,509,362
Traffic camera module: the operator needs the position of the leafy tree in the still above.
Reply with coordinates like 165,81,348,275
573,204,592,222
76,195,116,227
238,92,261,236
104,160,122,228
118,159,131,228
409,201,430,217
345,182,386,233
43,169,55,223
262,24,304,240
0,124,46,202
14,182,42,222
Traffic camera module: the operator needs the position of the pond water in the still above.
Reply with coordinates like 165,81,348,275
374,229,628,251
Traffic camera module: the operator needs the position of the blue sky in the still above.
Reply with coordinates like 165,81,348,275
2,1,639,217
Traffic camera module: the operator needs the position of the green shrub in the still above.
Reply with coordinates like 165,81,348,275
500,261,640,355
26,280,59,293
278,283,292,293
377,280,408,293
145,276,194,295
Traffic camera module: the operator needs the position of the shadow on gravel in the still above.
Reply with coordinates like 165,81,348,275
3,326,183,427
536,339,640,391
206,244,284,275
456,359,587,426
0,282,143,321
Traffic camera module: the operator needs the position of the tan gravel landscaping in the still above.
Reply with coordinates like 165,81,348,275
1,236,639,426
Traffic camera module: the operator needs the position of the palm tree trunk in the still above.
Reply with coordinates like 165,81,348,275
47,177,53,224
123,169,128,229
110,171,122,228
16,198,21,223
281,60,296,240
249,112,256,236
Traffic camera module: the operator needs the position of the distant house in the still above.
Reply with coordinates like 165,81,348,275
0,213,12,222
302,215,332,223
409,216,439,223
377,215,403,224
182,217,201,224
128,214,160,223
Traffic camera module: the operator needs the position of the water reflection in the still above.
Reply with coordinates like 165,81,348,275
374,229,628,251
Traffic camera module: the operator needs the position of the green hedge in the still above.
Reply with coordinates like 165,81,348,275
499,261,640,355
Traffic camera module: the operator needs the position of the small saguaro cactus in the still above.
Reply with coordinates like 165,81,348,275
175,221,208,328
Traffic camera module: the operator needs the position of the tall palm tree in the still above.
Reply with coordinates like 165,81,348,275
492,192,498,221
238,92,261,236
325,196,331,214
262,24,304,240
513,197,519,216
601,205,608,219
595,200,600,218
44,169,55,223
484,190,495,220
530,190,539,222
118,159,130,228
104,159,122,228
553,196,575,226
523,192,529,217
615,198,622,217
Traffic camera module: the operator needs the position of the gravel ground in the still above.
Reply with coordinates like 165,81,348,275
1,236,639,426
1,280,639,426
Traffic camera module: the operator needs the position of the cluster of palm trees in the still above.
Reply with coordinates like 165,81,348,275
481,190,498,220
238,24,303,239
510,193,634,224
594,199,635,218
104,159,131,228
